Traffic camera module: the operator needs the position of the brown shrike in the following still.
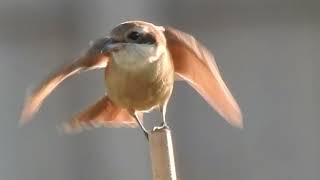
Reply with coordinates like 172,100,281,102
20,21,242,137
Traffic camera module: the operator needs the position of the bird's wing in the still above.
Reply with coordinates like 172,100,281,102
20,38,111,124
164,27,243,127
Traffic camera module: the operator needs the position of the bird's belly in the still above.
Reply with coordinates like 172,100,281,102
105,59,174,111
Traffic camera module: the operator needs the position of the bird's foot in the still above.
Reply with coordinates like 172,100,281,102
152,122,169,131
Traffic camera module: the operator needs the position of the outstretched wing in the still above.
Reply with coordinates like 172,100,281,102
20,38,111,124
164,27,243,127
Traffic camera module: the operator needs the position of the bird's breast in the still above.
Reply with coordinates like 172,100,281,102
105,52,174,111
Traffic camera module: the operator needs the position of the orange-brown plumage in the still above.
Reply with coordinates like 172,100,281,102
105,51,174,111
20,20,243,134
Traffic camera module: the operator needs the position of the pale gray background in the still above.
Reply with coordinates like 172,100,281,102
1,0,319,180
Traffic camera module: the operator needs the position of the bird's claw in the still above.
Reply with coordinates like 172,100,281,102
152,123,169,131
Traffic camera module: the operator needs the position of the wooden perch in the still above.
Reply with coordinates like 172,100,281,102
149,127,178,180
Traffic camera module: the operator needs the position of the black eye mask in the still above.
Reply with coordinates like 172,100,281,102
128,31,156,45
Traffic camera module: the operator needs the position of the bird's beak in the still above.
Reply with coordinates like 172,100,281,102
100,38,123,54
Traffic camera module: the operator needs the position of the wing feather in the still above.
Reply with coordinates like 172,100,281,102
165,27,243,127
20,38,111,124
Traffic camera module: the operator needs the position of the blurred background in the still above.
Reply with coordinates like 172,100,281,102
1,0,319,179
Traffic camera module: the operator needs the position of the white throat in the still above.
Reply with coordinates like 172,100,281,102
111,43,165,70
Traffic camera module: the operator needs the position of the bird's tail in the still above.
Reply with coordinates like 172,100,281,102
62,95,143,133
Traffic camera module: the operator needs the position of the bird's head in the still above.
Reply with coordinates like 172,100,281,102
102,21,167,68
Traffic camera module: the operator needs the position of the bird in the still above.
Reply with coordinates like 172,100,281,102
20,20,242,137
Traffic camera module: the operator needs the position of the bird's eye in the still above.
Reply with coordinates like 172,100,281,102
127,31,141,41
